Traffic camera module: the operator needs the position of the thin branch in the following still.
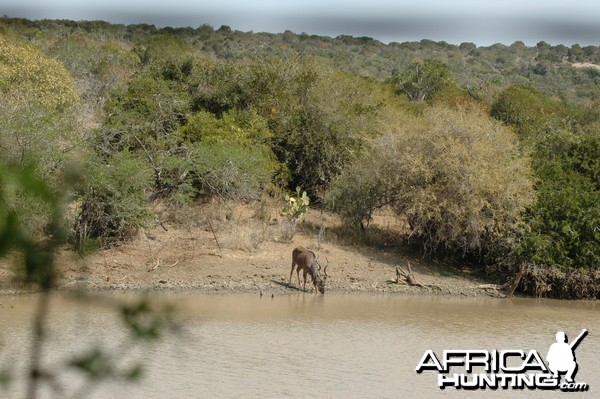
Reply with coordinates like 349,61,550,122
206,217,221,251
26,290,53,399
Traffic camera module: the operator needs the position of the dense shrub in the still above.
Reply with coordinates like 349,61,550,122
189,141,277,201
75,151,154,245
328,107,535,259
178,109,282,201
518,131,600,270
519,266,600,299
98,68,282,205
489,85,559,140
492,85,600,271
0,36,78,110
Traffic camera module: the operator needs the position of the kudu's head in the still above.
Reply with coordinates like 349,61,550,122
312,256,329,294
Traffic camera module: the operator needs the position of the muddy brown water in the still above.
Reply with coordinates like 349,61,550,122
0,293,598,398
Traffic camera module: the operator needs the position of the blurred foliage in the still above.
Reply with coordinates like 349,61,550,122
0,163,177,395
0,162,66,287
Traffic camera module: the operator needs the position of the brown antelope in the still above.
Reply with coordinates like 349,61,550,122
289,246,328,294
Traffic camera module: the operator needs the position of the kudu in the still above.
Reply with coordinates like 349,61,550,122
289,246,328,294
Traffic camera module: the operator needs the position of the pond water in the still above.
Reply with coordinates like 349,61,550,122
0,293,598,398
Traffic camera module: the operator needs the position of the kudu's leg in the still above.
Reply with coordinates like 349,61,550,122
289,260,295,285
302,270,308,292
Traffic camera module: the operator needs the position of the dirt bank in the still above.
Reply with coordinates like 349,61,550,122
0,204,499,297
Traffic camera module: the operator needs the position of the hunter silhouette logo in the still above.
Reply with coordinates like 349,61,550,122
547,329,587,384
416,329,589,392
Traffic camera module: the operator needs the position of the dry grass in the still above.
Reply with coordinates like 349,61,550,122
221,222,265,252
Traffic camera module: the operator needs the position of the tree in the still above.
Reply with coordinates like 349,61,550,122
490,85,560,140
390,59,454,102
188,56,387,196
0,37,79,165
75,150,155,246
491,85,600,271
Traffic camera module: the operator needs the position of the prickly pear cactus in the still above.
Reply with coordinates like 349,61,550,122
280,187,310,240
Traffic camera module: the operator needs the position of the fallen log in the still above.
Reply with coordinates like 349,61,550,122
476,263,525,297
396,263,425,288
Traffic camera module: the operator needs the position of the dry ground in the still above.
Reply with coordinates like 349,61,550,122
0,202,495,297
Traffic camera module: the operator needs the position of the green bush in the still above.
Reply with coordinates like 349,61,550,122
180,108,272,145
100,73,190,152
492,86,600,271
490,85,562,140
75,151,154,246
326,138,400,229
519,131,600,269
166,107,282,202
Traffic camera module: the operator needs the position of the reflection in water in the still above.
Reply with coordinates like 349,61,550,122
0,294,597,398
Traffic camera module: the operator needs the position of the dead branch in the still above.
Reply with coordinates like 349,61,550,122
396,262,425,287
476,263,525,297
476,284,501,289
163,260,179,268
505,263,526,297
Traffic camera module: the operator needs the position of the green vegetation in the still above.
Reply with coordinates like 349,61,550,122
389,59,456,102
490,86,600,272
1,17,599,298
